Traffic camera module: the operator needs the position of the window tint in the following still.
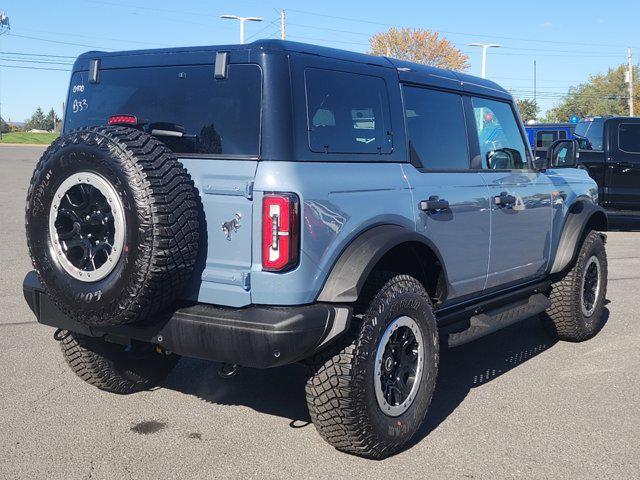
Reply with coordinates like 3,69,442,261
471,97,529,169
65,64,261,156
403,86,469,170
305,68,392,154
575,118,604,150
619,123,640,153
559,130,567,140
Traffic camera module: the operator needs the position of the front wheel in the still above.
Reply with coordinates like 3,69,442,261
541,230,608,342
305,273,439,459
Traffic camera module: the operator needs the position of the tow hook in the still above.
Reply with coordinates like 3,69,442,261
53,328,70,342
218,363,241,378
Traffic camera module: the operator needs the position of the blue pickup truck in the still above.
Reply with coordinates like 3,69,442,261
525,122,576,158
23,40,608,459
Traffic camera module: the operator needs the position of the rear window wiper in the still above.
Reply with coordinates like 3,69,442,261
147,122,197,139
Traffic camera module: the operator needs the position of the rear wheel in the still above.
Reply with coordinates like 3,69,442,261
305,273,439,459
542,230,608,342
58,331,179,394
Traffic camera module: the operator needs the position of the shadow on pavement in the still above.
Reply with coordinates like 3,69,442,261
409,315,556,447
163,356,312,424
162,309,609,441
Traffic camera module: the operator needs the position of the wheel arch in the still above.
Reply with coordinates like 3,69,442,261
316,225,448,304
550,199,608,275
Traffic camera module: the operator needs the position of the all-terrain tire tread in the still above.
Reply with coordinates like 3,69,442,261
305,272,438,459
26,126,200,326
59,332,178,394
542,230,607,342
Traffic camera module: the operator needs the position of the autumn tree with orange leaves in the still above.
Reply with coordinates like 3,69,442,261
369,27,469,71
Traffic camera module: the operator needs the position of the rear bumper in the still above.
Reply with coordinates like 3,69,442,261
23,271,351,368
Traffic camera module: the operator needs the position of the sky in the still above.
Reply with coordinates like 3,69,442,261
0,0,638,122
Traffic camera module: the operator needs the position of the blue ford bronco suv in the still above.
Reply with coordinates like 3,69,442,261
23,40,608,459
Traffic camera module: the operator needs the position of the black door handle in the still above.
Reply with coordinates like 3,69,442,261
419,196,450,212
494,191,516,207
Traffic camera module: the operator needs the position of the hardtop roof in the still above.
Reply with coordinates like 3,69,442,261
74,39,509,98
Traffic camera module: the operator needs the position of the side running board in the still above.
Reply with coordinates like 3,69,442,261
446,293,551,348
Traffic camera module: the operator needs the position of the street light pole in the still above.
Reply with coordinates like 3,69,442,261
628,47,634,117
220,14,263,44
468,43,501,79
0,11,10,140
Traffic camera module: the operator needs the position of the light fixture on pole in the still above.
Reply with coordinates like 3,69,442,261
220,14,263,44
468,43,501,79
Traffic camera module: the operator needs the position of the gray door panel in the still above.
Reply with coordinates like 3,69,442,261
403,167,491,300
481,172,554,288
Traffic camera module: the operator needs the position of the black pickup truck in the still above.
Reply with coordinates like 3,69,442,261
556,116,640,211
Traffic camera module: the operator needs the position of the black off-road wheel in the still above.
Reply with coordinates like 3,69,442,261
305,273,439,459
58,331,180,394
25,126,199,327
541,230,608,342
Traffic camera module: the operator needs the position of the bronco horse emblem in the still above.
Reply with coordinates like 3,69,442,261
221,213,242,241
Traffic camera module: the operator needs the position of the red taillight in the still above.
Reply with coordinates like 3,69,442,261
262,193,299,272
108,114,138,126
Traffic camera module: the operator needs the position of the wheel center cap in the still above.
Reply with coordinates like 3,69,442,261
383,355,394,373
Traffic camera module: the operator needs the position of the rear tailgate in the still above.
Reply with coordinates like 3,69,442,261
180,159,257,307
64,58,262,307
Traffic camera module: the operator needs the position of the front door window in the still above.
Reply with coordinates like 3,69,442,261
472,97,530,170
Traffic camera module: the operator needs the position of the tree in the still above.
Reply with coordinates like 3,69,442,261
46,108,61,132
0,117,9,134
24,107,48,131
24,107,60,131
515,99,539,123
369,27,469,71
543,64,640,122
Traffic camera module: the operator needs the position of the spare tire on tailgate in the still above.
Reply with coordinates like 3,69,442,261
25,126,200,327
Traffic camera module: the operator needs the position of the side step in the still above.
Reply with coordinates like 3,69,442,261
446,293,551,348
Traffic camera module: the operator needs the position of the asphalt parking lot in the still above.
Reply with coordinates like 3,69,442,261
1,145,639,479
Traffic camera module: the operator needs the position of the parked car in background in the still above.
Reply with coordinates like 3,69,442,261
525,122,575,158
552,116,640,212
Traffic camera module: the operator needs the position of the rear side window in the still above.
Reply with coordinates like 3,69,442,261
618,123,640,153
536,130,558,148
65,64,262,156
471,97,529,170
305,68,392,154
403,86,469,170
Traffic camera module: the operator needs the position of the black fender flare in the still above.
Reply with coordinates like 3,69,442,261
550,200,608,275
316,225,446,303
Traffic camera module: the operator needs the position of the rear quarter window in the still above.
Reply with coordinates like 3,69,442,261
65,64,262,156
305,68,392,155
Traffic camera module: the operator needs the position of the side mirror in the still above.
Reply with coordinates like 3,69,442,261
486,148,523,169
546,139,580,168
487,149,512,169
